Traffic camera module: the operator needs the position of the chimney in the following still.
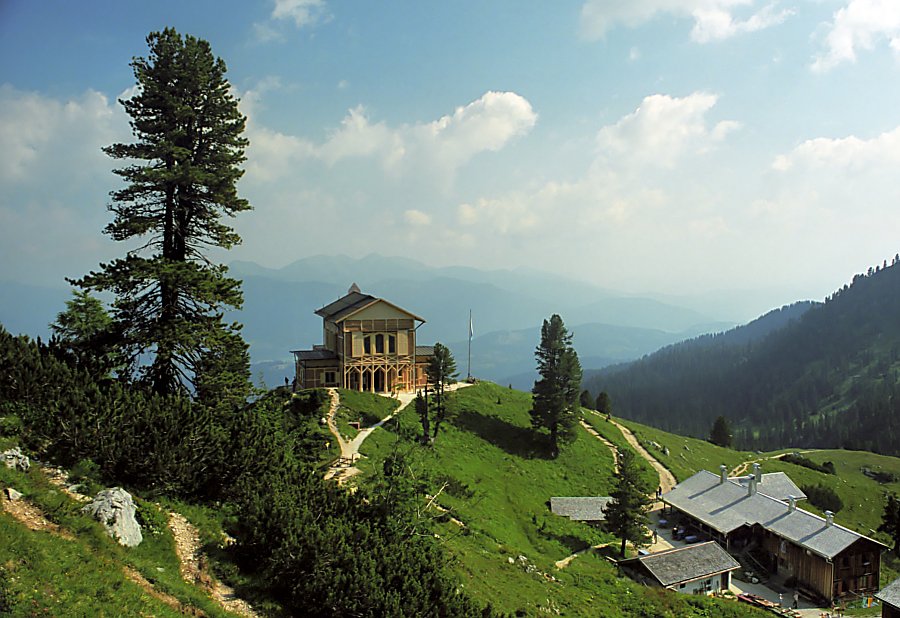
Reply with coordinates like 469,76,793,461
753,463,762,483
748,476,757,496
788,496,796,513
825,511,834,527
719,465,728,485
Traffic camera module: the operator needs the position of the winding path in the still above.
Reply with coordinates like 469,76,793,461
608,418,677,496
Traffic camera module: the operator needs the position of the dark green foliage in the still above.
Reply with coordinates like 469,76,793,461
415,391,431,444
589,261,900,455
73,28,251,398
427,342,458,440
783,453,836,475
800,483,844,513
0,326,232,498
879,494,900,552
862,466,896,483
530,315,583,458
596,391,612,417
579,389,594,409
49,289,122,379
603,449,652,556
709,415,732,448
229,395,487,617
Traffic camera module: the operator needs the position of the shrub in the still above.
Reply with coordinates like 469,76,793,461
800,483,844,513
783,453,836,475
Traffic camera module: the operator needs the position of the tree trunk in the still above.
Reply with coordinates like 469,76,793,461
620,537,627,557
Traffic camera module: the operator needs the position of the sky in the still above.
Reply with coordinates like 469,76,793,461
2,0,900,318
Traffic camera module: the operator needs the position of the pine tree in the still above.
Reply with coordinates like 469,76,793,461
579,389,594,409
50,289,121,378
427,342,457,439
596,391,612,419
603,449,652,557
879,493,900,552
709,415,733,447
73,28,251,398
530,314,582,458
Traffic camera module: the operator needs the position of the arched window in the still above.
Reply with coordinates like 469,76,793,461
375,334,384,354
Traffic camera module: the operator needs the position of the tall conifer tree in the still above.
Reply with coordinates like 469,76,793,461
74,28,251,397
530,314,582,457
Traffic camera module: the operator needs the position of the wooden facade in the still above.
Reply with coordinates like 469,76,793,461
292,286,432,393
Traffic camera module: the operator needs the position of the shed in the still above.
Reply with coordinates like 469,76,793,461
620,541,740,594
550,497,612,522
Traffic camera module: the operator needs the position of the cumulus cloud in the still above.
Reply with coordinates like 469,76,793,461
812,0,900,72
772,126,900,172
580,0,791,42
596,93,739,168
404,209,431,226
242,91,537,184
271,0,328,28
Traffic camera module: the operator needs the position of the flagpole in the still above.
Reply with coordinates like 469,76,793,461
467,309,472,381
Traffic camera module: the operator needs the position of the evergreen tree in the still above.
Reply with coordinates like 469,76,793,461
530,314,582,458
709,415,733,447
427,342,457,439
579,389,595,409
596,391,612,418
603,449,652,557
73,28,251,398
415,390,431,444
879,493,900,552
49,289,121,378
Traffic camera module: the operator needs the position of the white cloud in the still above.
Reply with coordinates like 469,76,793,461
241,91,537,184
404,209,431,226
271,0,328,28
812,0,900,71
772,126,900,171
580,0,791,42
596,93,739,167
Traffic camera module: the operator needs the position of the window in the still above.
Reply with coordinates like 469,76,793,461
324,371,336,384
364,336,371,354
388,335,396,354
375,334,384,354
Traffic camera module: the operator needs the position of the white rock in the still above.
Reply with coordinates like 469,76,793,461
82,487,143,547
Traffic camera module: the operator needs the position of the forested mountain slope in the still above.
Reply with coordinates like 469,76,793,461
587,257,900,455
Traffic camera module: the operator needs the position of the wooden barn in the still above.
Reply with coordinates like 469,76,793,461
662,467,885,604
292,284,433,393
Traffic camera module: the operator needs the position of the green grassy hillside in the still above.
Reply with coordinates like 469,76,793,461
0,463,239,617
357,382,764,617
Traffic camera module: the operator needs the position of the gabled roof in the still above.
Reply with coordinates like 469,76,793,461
877,577,900,609
621,541,740,587
291,348,338,361
314,290,425,323
663,470,886,559
550,497,612,521
315,291,378,321
730,472,807,502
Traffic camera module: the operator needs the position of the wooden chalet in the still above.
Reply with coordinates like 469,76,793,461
662,465,886,603
292,284,433,393
619,541,740,595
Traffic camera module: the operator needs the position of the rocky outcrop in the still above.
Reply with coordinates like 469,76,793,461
82,487,143,547
2,447,30,471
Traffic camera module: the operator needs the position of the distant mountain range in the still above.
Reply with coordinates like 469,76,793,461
1,253,776,388
225,254,734,386
586,258,900,456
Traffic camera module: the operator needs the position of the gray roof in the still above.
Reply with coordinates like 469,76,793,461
414,345,434,357
729,472,806,502
623,541,740,587
291,348,338,361
876,577,900,609
664,470,884,559
315,291,378,321
550,497,612,521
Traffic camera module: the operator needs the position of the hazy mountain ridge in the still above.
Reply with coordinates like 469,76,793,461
587,259,900,455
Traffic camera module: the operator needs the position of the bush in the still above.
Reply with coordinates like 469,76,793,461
800,483,844,513
783,453,836,475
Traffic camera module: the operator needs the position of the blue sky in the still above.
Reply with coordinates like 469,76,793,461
2,0,900,319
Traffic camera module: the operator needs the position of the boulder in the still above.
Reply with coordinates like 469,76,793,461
4,487,23,501
2,447,30,471
82,487,143,547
